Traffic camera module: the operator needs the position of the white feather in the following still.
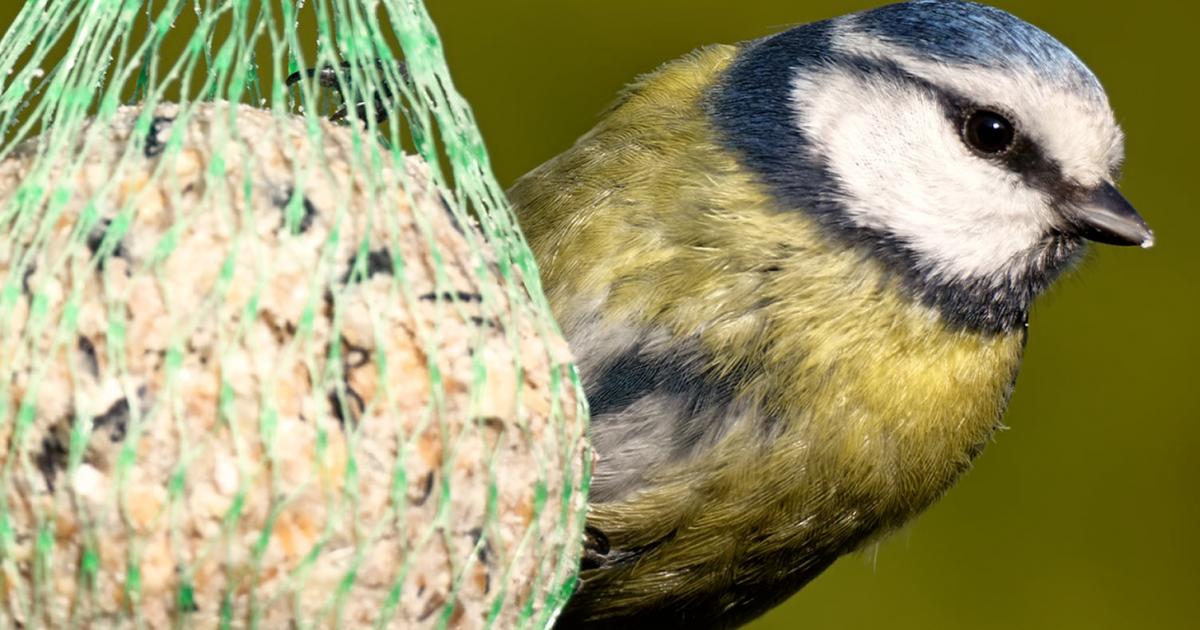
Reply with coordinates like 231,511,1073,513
784,21,1125,283
831,23,1125,186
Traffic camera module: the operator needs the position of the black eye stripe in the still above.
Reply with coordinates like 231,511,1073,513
784,56,1080,200
929,93,1076,195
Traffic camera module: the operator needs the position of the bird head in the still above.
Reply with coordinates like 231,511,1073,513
710,0,1152,332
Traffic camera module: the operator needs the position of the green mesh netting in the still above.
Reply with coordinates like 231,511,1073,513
0,1,590,627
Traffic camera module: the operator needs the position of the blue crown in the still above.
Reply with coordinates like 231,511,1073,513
852,1,1104,98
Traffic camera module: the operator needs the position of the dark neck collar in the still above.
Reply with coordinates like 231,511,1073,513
705,24,1084,335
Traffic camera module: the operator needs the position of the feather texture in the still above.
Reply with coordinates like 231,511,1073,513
511,45,1025,627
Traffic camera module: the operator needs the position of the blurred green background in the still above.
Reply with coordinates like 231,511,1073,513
422,1,1198,629
1,1,1194,628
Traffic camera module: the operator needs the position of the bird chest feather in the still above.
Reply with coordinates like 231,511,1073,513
507,10,1142,623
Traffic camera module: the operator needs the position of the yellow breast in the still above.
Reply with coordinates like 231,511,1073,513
511,43,1027,625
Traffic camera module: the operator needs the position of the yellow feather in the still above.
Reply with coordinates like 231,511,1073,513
511,45,1025,626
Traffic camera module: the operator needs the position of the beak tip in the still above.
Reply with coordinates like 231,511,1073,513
1071,183,1154,249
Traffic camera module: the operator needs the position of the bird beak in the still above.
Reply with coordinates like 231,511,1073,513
1062,182,1154,248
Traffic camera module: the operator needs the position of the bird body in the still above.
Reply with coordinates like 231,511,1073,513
509,2,1152,627
514,42,1023,627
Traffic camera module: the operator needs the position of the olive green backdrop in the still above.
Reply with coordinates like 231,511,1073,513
1,1,1195,629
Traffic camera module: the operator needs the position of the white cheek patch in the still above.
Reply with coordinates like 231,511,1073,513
832,24,1125,187
791,68,1055,282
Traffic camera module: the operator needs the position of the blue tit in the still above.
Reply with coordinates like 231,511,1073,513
508,1,1153,628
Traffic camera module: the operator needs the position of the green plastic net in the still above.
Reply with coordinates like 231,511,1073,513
0,1,590,627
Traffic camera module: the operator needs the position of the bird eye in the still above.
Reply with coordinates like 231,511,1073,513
962,109,1016,155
